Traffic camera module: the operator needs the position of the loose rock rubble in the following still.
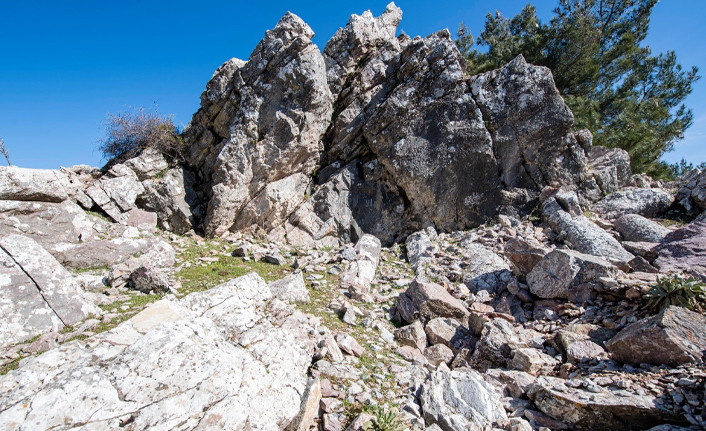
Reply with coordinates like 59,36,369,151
1,3,706,431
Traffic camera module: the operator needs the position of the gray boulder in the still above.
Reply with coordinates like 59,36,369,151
406,229,436,272
593,188,674,220
654,221,706,279
0,166,73,202
268,271,310,304
528,376,688,430
614,214,671,242
606,305,706,366
340,234,382,299
527,249,617,300
585,145,632,197
675,168,706,215
542,189,634,264
0,234,100,348
420,365,507,431
470,318,518,370
397,278,469,324
128,265,171,293
85,163,145,224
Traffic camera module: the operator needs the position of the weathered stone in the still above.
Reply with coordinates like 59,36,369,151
460,243,511,294
0,166,72,202
397,278,469,324
654,221,706,279
335,333,364,357
542,189,634,264
675,168,706,215
425,317,473,352
511,348,558,376
138,166,199,234
585,146,632,197
394,321,427,351
470,318,518,370
406,229,436,272
268,270,309,304
527,249,616,300
504,237,550,274
606,305,706,366
593,188,674,220
287,378,321,431
424,344,454,366
185,12,333,238
340,234,381,298
128,265,171,293
528,376,688,430
0,273,320,430
85,163,145,224
614,214,671,242
0,235,100,348
420,365,507,431
123,147,169,181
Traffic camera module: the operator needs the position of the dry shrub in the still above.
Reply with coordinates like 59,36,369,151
0,138,10,166
99,107,184,165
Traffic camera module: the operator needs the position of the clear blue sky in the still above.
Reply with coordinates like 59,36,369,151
1,0,704,169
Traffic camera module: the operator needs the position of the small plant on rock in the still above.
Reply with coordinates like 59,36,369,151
363,406,406,431
0,137,10,165
643,274,706,313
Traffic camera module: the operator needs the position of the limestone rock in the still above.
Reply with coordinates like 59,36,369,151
123,147,169,181
606,305,706,366
542,189,634,264
397,278,469,324
268,270,310,304
394,321,427,350
406,229,436,272
340,234,381,299
0,234,100,347
424,344,454,366
511,348,558,376
527,249,617,300
614,214,671,242
0,166,72,202
335,333,364,357
85,163,145,224
654,221,706,279
675,168,706,215
470,318,518,370
420,365,507,431
185,12,333,237
504,237,550,274
424,317,473,352
0,273,320,430
528,376,687,430
138,166,199,234
585,145,632,197
593,188,674,220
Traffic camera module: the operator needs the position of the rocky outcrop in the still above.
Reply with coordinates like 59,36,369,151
0,273,320,430
606,305,706,366
585,146,632,197
184,12,333,237
0,235,100,347
675,168,706,216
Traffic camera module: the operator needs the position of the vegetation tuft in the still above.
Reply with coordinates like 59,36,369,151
643,273,706,313
99,106,185,167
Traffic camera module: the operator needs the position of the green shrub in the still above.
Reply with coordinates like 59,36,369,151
362,406,406,431
99,107,185,165
643,274,706,313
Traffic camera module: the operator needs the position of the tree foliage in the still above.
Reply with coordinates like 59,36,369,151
99,107,184,166
457,0,700,178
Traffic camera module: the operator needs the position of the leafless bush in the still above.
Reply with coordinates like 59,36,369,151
99,107,185,165
0,138,10,166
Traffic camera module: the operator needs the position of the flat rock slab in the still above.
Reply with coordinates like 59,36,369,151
397,277,469,324
593,188,674,220
0,272,318,430
527,249,616,300
0,166,72,202
606,305,706,366
0,234,100,348
528,376,687,430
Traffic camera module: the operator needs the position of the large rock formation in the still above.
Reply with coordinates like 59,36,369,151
174,3,604,245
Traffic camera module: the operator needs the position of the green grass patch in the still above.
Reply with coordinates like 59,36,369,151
85,210,112,223
0,357,22,376
176,255,290,297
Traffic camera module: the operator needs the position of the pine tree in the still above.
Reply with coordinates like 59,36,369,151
457,0,700,179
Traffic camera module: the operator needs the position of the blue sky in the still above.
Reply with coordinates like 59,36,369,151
1,0,704,169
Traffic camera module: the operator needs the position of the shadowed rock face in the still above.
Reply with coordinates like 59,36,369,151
181,3,600,244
